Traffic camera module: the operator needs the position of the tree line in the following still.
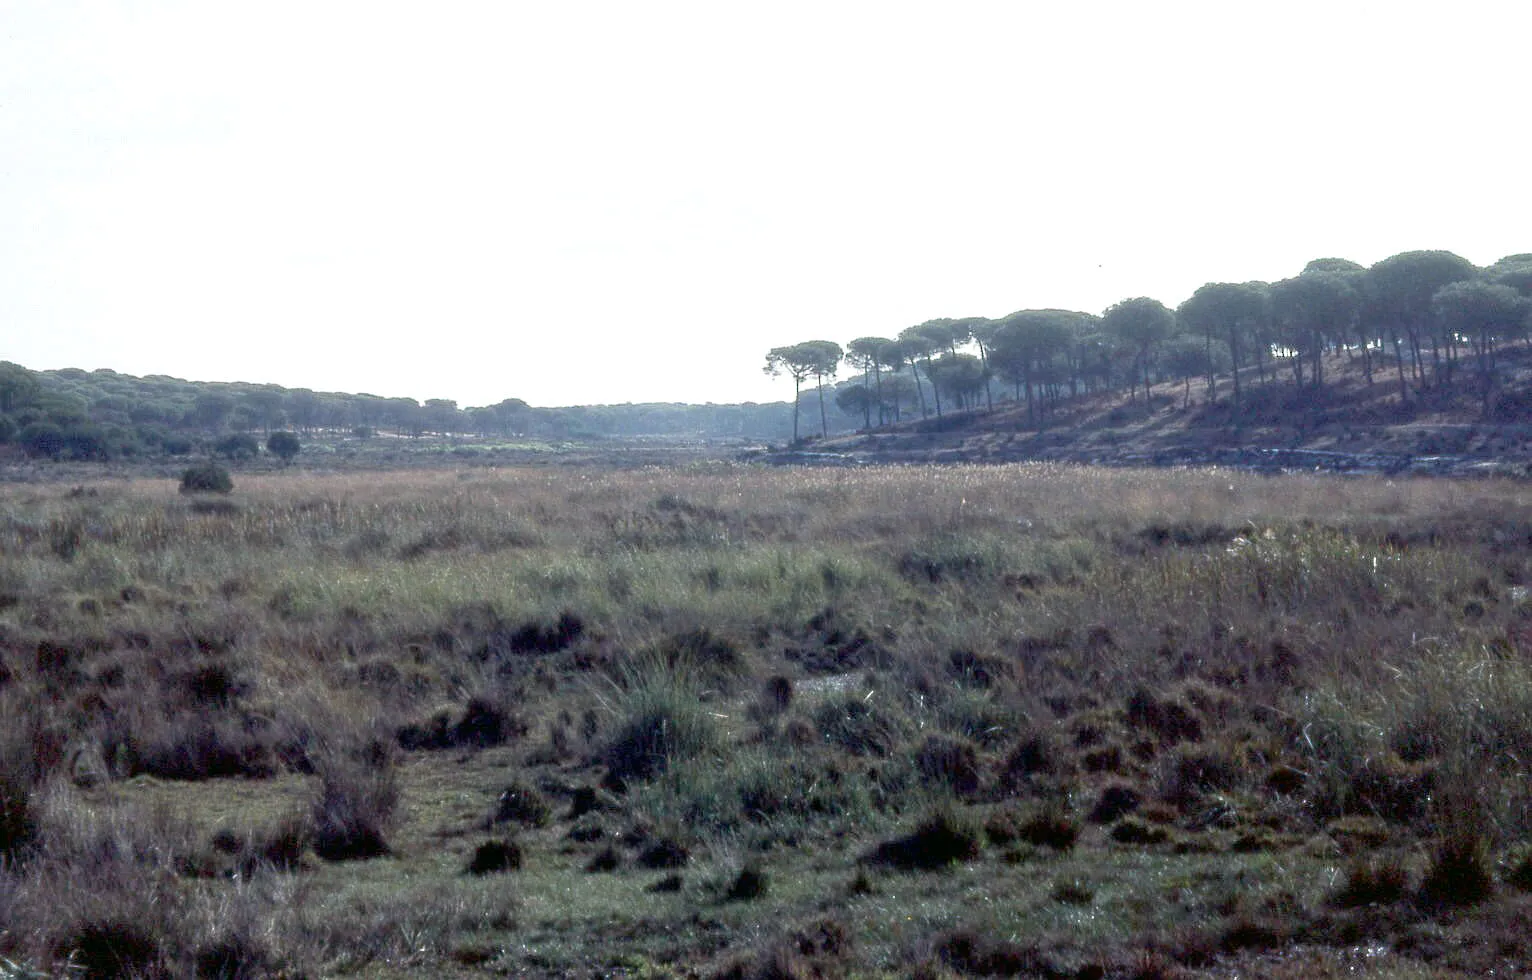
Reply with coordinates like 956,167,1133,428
766,250,1532,441
0,366,799,462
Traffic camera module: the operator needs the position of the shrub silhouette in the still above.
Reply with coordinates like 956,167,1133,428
266,430,301,463
180,462,233,494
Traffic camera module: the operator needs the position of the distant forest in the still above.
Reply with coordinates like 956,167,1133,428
0,364,800,462
767,250,1532,440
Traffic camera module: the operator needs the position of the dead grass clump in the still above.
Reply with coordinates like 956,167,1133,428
1417,830,1495,909
915,734,981,797
637,837,690,869
813,696,904,757
725,864,770,901
57,918,163,980
1089,783,1141,824
1158,743,1243,808
929,927,1051,977
1110,818,1171,845
210,814,309,875
999,727,1064,791
985,804,1078,851
0,702,40,862
1125,687,1203,744
491,779,552,827
509,611,585,654
311,743,398,862
1329,855,1410,908
601,661,721,782
866,810,982,870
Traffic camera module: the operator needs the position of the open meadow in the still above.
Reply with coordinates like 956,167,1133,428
3,462,1532,978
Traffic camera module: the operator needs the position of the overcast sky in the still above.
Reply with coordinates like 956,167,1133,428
3,2,1529,408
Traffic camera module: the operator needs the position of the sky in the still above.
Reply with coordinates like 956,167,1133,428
3,2,1530,409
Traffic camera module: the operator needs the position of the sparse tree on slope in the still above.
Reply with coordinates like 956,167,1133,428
1102,297,1177,401
1366,250,1478,396
1177,283,1267,408
765,341,842,442
1433,280,1530,414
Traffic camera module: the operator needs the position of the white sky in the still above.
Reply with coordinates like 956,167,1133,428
3,2,1530,408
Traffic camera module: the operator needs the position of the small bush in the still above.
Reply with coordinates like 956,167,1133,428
214,433,259,460
266,430,301,463
180,463,233,495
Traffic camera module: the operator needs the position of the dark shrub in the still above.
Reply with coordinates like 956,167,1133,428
214,433,259,460
18,421,64,460
180,463,233,495
603,668,718,782
466,838,523,875
266,430,301,463
866,811,982,870
1160,744,1242,807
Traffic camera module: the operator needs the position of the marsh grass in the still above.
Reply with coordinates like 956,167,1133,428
4,464,1532,975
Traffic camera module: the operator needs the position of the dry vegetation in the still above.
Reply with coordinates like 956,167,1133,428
3,463,1532,977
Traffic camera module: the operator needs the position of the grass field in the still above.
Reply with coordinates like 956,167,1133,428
3,462,1532,978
